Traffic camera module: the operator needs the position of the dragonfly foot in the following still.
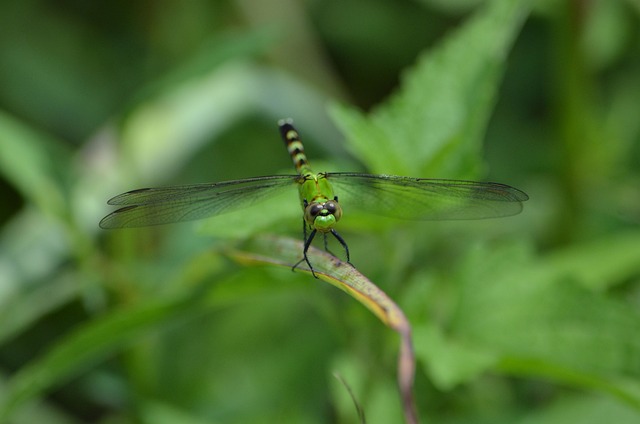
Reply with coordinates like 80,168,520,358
292,258,319,279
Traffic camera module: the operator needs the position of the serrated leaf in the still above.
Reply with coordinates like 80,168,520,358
331,0,532,178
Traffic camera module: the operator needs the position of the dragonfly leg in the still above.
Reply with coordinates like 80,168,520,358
322,232,337,257
293,218,307,271
293,228,318,278
330,229,352,265
301,216,308,243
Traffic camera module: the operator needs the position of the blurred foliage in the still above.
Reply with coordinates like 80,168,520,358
1,0,640,423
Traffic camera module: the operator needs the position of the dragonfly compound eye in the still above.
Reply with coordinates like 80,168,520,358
324,200,342,221
308,203,324,217
325,202,336,214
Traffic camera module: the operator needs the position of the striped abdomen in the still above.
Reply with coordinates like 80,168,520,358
278,119,310,174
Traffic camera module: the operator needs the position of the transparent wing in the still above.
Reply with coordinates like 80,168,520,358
325,173,528,220
100,175,300,229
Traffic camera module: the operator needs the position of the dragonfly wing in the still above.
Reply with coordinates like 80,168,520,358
325,173,528,220
100,175,300,228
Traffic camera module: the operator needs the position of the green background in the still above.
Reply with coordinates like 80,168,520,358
1,0,640,423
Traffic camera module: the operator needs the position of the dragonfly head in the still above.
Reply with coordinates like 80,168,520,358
305,198,342,232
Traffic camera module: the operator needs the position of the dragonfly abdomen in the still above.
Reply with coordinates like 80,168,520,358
279,118,311,174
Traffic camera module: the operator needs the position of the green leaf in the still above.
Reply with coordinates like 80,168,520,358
0,271,80,345
330,0,532,178
542,231,640,291
140,400,222,424
514,395,640,424
230,235,409,330
449,240,640,407
0,279,233,421
414,323,498,390
228,234,418,423
0,112,71,220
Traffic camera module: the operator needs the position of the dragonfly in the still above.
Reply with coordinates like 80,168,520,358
100,119,529,277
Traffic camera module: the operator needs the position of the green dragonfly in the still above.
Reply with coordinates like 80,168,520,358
100,119,528,276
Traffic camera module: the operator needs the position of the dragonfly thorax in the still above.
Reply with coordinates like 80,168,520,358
304,198,342,232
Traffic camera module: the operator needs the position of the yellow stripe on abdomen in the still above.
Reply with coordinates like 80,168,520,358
279,119,310,173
